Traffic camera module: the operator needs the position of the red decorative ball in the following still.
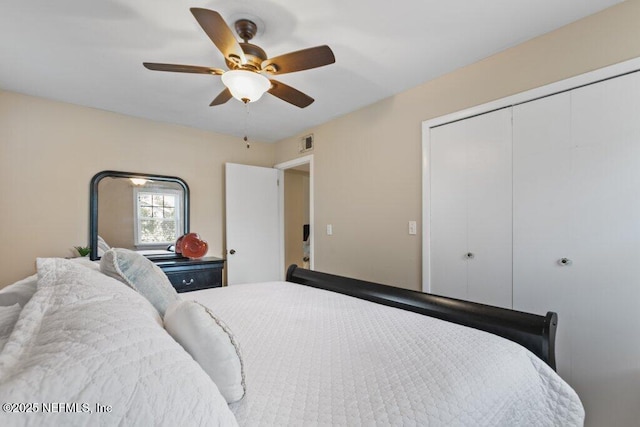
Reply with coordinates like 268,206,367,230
181,233,208,259
175,234,186,254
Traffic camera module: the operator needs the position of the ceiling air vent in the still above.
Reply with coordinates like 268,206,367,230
300,134,314,153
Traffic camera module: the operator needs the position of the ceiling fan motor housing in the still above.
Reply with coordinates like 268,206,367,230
225,20,271,72
235,19,257,42
228,43,268,71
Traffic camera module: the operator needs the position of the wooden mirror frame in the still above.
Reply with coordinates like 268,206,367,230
89,170,190,260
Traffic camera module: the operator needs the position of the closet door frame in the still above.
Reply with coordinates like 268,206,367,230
421,56,640,292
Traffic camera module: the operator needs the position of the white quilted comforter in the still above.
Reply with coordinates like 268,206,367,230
185,282,585,426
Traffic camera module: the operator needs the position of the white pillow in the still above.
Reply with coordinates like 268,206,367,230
97,235,111,257
100,248,179,316
165,300,246,403
0,275,37,307
0,304,21,352
0,258,237,426
70,257,101,271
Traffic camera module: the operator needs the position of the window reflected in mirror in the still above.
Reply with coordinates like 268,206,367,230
134,186,182,246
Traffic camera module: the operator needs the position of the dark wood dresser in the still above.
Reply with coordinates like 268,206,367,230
154,256,225,293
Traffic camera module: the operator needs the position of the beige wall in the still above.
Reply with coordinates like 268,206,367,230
3,1,639,290
275,0,640,290
0,91,274,287
98,177,135,249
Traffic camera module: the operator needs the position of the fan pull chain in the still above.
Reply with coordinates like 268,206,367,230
243,101,250,149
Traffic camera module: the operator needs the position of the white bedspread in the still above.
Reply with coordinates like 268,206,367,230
185,281,584,426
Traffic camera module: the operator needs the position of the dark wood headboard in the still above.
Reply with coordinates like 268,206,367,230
286,265,557,370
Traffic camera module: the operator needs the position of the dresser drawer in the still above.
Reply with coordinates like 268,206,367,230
155,256,225,293
163,265,222,293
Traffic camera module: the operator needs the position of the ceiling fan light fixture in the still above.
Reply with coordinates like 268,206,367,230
130,178,148,186
221,70,270,103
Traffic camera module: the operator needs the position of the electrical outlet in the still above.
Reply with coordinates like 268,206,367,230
326,224,333,235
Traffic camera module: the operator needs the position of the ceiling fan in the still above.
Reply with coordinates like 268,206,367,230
143,8,335,108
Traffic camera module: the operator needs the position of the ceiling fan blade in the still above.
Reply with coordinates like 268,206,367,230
262,45,335,75
143,63,224,75
210,88,232,106
190,8,246,65
268,80,314,108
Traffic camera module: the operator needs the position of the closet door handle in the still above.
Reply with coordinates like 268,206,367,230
558,258,572,266
465,252,475,259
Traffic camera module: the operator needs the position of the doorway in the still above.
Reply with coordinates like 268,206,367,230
275,155,314,273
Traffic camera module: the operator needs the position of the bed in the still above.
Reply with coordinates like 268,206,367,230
0,253,584,426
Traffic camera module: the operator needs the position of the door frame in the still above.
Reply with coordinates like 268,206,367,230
274,155,315,277
421,56,640,293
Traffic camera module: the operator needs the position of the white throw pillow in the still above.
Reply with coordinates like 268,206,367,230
97,235,111,257
0,275,37,307
0,304,21,352
0,258,237,426
70,257,101,271
165,300,246,403
100,248,179,316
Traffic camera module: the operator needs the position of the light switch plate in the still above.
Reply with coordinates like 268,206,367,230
326,224,333,235
409,221,417,235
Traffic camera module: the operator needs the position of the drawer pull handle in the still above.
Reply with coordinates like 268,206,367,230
558,258,572,266
465,252,474,259
182,278,195,286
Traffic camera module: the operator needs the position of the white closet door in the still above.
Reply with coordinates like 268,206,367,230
568,72,640,427
512,92,574,379
430,108,512,308
465,108,512,308
514,72,640,427
430,123,468,300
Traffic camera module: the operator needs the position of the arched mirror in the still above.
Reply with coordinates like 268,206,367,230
90,170,189,260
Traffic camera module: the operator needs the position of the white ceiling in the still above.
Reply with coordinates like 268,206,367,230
0,0,622,142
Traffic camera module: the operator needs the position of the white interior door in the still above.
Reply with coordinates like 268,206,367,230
430,122,469,300
512,91,574,381
225,163,281,285
513,72,640,427
566,72,640,427
429,107,512,308
465,108,512,308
